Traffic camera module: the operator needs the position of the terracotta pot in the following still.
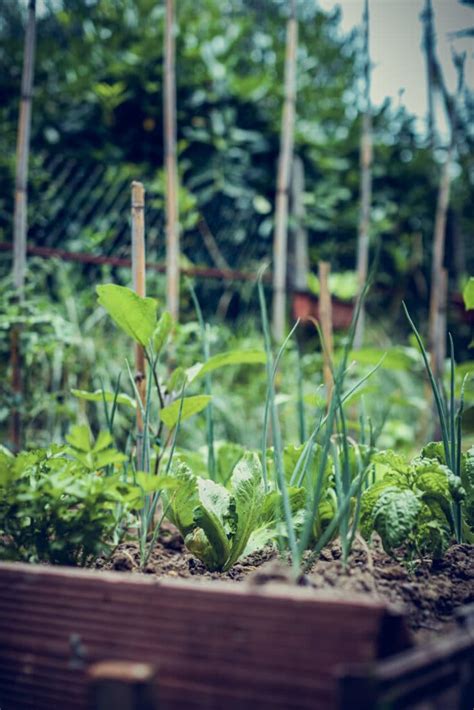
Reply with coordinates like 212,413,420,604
292,290,355,330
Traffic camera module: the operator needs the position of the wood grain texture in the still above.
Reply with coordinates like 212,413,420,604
338,626,474,709
0,562,411,710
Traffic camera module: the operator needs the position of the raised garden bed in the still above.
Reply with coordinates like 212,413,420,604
1,536,473,710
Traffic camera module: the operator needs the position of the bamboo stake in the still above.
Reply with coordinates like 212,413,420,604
131,181,147,470
353,0,373,351
164,0,180,321
318,261,334,406
291,155,309,292
422,0,436,145
10,0,36,452
428,53,465,380
272,0,298,341
13,0,36,295
436,268,448,373
428,147,452,380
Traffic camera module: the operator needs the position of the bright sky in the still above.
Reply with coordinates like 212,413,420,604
319,0,474,131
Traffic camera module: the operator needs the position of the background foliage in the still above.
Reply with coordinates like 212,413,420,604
0,0,473,449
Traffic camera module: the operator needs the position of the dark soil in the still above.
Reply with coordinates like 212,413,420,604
95,527,474,644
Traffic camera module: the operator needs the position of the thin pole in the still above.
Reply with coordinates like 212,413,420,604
428,52,465,380
292,156,309,292
353,0,373,350
10,0,36,451
428,146,452,379
13,0,36,295
422,0,436,145
318,261,334,406
272,0,298,341
131,181,147,469
164,0,180,321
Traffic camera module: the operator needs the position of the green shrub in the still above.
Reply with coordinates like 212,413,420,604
0,432,141,565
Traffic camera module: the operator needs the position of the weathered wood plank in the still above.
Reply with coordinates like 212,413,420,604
337,627,474,709
0,562,411,710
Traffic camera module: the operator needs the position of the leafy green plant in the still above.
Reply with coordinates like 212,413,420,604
96,283,267,566
360,448,465,559
0,440,143,565
421,442,474,541
166,452,266,571
404,304,467,541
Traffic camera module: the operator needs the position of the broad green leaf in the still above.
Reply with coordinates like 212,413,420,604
134,471,178,494
97,284,157,345
187,350,266,381
167,366,187,393
225,452,264,570
418,517,451,559
171,448,208,479
414,459,453,498
420,442,445,464
373,450,410,475
152,311,173,354
66,425,92,452
159,395,212,429
216,441,245,483
244,484,306,556
313,491,338,540
92,449,127,469
372,488,421,553
360,480,400,539
0,451,15,486
347,347,418,372
243,526,275,557
463,277,474,310
71,388,136,409
193,477,232,570
166,463,199,536
93,430,113,453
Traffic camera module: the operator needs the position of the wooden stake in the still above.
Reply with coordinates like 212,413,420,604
354,0,373,350
428,52,465,380
272,0,298,341
291,155,309,292
422,0,436,145
13,0,36,296
164,0,180,321
88,661,157,710
428,150,452,380
318,261,334,405
10,0,36,451
131,181,146,469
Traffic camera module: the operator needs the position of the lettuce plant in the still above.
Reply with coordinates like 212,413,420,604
360,448,466,559
422,442,474,541
166,452,266,571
